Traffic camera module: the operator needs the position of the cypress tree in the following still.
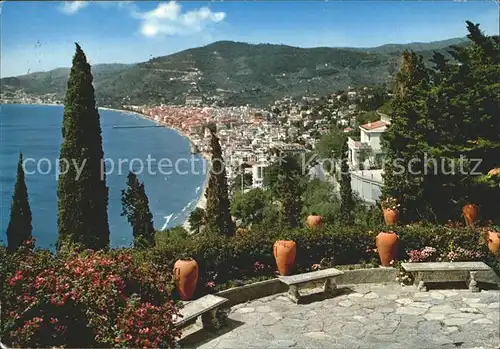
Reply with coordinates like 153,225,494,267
339,142,355,225
57,43,110,251
264,153,304,228
6,153,33,252
188,207,206,234
204,127,235,236
121,172,155,249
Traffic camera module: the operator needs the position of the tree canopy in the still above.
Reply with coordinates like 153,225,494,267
381,22,500,223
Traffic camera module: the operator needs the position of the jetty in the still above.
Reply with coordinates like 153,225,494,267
112,125,163,129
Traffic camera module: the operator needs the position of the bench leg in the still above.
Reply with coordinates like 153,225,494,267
201,308,221,330
468,271,480,293
417,280,427,292
288,285,300,304
416,272,428,292
324,278,337,295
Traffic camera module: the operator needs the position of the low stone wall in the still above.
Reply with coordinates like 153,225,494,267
216,267,397,307
336,267,397,285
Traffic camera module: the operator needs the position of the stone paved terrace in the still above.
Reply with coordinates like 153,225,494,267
185,284,499,349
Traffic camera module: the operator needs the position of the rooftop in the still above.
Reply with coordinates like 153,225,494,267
360,120,389,131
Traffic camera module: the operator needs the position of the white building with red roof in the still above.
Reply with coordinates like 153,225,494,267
347,119,390,169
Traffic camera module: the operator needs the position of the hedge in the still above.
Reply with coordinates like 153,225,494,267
145,222,499,296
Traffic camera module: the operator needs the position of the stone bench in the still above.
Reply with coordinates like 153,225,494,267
173,294,228,330
401,262,493,293
278,268,344,303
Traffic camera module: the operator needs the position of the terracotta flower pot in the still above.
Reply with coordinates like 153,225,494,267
307,215,323,229
273,240,296,276
173,258,199,300
376,232,399,267
462,204,479,227
383,209,399,226
486,231,500,255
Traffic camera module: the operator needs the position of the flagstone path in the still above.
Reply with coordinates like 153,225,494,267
192,283,499,349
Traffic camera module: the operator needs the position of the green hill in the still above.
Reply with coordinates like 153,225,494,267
1,38,466,107
349,37,469,54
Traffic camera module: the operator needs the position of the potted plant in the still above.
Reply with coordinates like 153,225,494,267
380,197,400,226
481,225,500,255
173,257,199,300
375,231,400,267
486,231,500,255
273,233,296,276
461,199,479,228
306,212,323,229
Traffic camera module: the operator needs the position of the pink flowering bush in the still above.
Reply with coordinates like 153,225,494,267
311,263,322,270
253,261,265,273
1,247,180,348
407,246,438,262
115,296,180,348
445,247,486,262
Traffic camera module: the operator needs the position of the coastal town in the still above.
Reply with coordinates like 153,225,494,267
123,85,390,204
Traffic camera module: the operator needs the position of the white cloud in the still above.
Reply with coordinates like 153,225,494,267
60,1,89,15
137,1,226,37
56,1,225,38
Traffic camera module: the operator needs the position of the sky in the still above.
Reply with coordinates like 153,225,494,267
1,1,499,77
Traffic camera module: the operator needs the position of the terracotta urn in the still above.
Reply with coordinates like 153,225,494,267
307,215,323,229
173,258,199,300
462,204,479,227
383,209,399,226
273,240,296,276
375,232,399,267
486,231,500,255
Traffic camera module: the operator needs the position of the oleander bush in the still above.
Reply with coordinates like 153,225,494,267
1,243,181,348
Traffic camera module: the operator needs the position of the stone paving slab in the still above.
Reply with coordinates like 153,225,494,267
192,284,500,349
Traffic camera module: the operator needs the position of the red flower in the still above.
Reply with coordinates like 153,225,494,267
8,270,24,286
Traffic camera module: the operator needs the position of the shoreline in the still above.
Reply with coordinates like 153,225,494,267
9,103,210,230
99,106,211,230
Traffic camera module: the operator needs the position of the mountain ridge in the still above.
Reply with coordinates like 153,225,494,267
1,37,468,107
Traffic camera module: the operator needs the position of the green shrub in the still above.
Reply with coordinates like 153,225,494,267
155,226,189,248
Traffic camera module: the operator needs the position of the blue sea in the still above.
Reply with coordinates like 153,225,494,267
0,104,206,249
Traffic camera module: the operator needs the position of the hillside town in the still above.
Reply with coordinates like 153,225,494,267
124,85,391,203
